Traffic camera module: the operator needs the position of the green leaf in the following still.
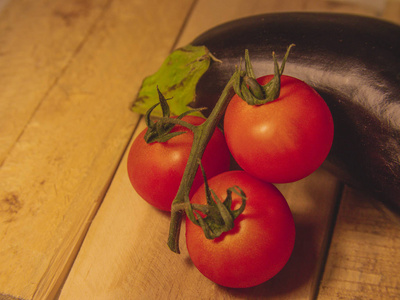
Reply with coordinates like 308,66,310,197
132,45,213,117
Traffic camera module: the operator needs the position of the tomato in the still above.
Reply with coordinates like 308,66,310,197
224,75,334,183
185,171,295,288
127,115,230,211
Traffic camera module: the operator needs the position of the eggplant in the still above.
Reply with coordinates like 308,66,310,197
188,13,400,212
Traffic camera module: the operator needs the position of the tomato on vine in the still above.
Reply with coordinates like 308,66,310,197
185,171,295,288
224,48,334,183
127,114,230,212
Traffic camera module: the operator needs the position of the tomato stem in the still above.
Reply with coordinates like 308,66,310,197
167,72,237,253
161,117,197,132
183,162,247,240
243,44,295,105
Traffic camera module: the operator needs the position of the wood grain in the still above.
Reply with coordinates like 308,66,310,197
0,0,194,298
318,186,400,299
0,0,110,165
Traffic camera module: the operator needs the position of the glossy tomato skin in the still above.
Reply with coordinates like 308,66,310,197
186,171,295,288
224,75,334,183
127,115,230,211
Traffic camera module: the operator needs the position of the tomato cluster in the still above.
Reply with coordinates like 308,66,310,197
127,73,333,288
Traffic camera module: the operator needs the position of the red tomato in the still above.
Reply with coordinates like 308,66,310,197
186,171,295,288
224,75,334,183
127,115,230,211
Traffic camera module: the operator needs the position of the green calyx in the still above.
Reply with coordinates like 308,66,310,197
185,163,246,239
236,44,295,105
144,87,205,143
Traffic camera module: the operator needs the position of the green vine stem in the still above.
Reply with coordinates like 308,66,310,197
167,72,237,253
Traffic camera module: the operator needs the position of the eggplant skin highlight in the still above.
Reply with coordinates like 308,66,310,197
189,12,400,212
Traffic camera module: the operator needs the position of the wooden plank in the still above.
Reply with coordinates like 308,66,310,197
59,119,342,299
317,186,400,299
0,0,110,165
383,0,400,25
0,0,11,12
0,0,195,299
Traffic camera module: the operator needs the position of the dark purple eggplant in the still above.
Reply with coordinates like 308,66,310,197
189,12,400,212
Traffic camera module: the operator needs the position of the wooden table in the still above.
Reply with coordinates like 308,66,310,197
1,0,399,299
